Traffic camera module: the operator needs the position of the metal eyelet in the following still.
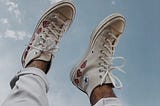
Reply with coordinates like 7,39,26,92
83,76,89,85
98,62,102,66
34,51,38,55
99,69,103,72
100,50,103,53
99,56,102,59
99,75,103,79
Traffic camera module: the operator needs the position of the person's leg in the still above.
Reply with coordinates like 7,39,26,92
91,85,122,106
2,1,76,106
2,63,50,106
90,84,116,105
70,13,126,106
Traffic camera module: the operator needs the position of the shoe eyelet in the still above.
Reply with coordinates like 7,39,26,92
99,56,102,59
105,38,108,41
99,69,103,72
100,50,103,53
103,43,105,46
99,75,103,79
98,62,102,66
34,51,38,55
83,76,89,84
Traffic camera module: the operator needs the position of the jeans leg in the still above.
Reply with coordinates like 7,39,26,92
2,67,49,106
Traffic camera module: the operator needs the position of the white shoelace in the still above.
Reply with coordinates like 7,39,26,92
30,13,71,54
99,31,126,88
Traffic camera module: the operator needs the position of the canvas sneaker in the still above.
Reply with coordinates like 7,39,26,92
70,13,126,97
21,0,76,68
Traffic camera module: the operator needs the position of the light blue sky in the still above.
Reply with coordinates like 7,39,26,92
0,0,159,106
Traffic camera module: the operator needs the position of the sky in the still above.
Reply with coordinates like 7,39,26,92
0,0,159,106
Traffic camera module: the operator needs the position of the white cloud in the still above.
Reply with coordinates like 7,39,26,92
0,18,9,24
14,9,21,17
4,29,29,40
5,0,22,23
6,0,18,11
17,31,27,40
0,0,30,40
4,29,16,39
111,0,116,6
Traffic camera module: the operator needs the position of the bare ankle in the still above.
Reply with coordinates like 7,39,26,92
90,84,116,105
26,60,51,74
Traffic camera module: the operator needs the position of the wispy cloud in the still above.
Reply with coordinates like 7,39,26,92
0,18,9,24
5,0,21,23
0,0,30,40
4,29,16,39
111,0,116,6
4,29,29,40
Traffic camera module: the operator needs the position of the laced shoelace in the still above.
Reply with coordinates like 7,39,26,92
99,31,126,88
29,13,71,54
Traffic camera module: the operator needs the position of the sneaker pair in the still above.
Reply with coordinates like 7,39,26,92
22,0,126,98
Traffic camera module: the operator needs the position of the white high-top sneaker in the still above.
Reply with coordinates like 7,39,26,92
21,0,76,68
70,13,126,97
